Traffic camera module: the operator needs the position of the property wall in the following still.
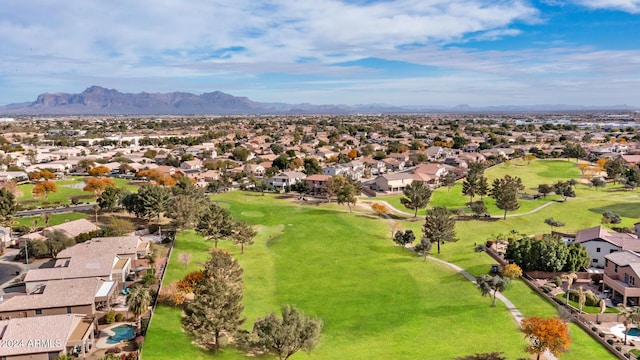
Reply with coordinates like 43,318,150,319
0,304,94,319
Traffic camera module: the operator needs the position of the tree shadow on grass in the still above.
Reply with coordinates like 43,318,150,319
589,203,640,219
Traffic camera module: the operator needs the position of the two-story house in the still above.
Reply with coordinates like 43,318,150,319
574,225,640,268
603,250,640,307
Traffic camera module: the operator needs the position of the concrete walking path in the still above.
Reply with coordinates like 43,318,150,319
425,255,557,360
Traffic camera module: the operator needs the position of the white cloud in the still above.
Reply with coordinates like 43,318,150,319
573,0,640,13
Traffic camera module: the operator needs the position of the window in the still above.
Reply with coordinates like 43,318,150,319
35,309,42,315
605,259,609,267
596,247,601,253
616,265,619,273
67,306,72,314
593,259,598,263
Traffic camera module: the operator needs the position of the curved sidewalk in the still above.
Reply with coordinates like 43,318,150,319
426,255,557,360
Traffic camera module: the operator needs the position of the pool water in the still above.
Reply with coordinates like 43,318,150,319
627,328,640,337
106,325,135,344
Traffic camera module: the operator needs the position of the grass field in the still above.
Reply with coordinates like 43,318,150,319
378,159,580,217
143,184,620,359
16,177,139,207
13,212,88,228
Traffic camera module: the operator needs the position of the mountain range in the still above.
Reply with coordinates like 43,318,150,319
0,86,637,115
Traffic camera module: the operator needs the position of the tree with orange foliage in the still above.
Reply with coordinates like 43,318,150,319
156,175,177,187
578,163,589,177
347,149,359,160
177,270,204,294
596,158,607,172
502,264,522,279
88,165,111,177
28,170,56,181
136,169,161,181
521,317,571,360
158,281,187,306
371,202,390,218
32,180,57,199
83,177,116,197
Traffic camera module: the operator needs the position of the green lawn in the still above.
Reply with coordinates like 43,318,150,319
377,158,577,217
143,157,632,359
144,193,530,359
14,212,88,228
16,177,139,207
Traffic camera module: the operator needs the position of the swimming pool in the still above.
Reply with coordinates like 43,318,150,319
106,324,135,344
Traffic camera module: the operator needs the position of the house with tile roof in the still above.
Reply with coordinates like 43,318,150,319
0,313,96,359
0,277,116,318
603,250,640,307
574,224,640,268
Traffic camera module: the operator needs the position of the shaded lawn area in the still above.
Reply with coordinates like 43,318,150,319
17,177,138,207
13,212,88,228
144,192,530,359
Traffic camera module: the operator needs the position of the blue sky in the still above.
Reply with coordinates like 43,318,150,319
1,0,640,107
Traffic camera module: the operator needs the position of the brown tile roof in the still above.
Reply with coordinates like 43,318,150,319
58,236,147,258
0,278,107,312
23,254,119,283
0,314,86,356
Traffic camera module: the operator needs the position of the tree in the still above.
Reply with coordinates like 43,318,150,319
83,177,116,198
590,177,606,191
44,230,75,257
183,249,245,351
504,234,577,272
137,184,172,223
462,175,479,204
105,217,136,236
544,217,564,230
78,158,96,173
553,181,575,201
537,184,553,198
422,206,456,255
490,175,523,219
32,180,57,199
524,154,536,165
230,220,256,254
231,147,251,162
127,286,152,329
616,304,640,345
441,172,457,193
400,181,432,217
601,210,621,224
303,158,322,175
166,194,208,230
521,317,571,360
393,230,415,247
502,264,522,279
0,188,17,224
88,165,111,177
196,203,234,247
370,202,390,218
604,158,627,185
470,201,487,218
562,143,587,162
97,186,124,211
179,252,192,268
252,304,323,360
476,274,509,307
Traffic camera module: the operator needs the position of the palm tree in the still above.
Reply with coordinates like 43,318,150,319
127,286,152,330
93,204,100,225
576,286,586,314
617,304,640,345
562,273,578,305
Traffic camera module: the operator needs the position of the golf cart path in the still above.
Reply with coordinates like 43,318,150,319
426,255,558,360
362,199,556,219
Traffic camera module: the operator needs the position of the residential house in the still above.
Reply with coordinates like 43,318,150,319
372,172,414,192
0,277,116,318
0,171,28,183
574,224,640,268
244,164,265,177
18,219,100,247
382,158,404,172
305,174,331,195
0,314,96,359
603,250,640,307
412,163,449,186
180,159,203,170
267,171,306,190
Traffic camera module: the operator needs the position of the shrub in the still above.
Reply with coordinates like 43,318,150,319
625,353,631,359
142,273,157,286
541,285,552,293
599,332,605,338
148,223,160,234
616,346,622,351
553,276,562,287
105,310,116,324
115,313,125,322
105,346,121,354
486,240,494,248
591,273,603,285
602,211,622,224
607,339,615,345
591,326,598,331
